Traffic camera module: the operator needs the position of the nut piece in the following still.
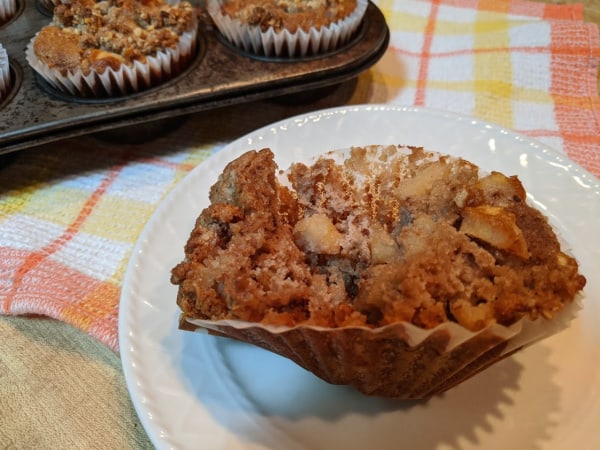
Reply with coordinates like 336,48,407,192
460,205,529,258
293,213,343,254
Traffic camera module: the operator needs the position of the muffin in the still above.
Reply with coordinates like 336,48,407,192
26,0,198,98
0,44,10,102
207,0,368,57
0,0,16,25
171,145,586,399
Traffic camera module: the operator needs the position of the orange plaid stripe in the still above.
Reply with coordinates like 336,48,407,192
415,0,440,106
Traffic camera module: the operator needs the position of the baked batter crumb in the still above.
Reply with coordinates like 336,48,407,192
171,146,586,332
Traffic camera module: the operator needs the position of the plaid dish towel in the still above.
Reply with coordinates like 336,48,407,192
355,0,600,174
1,0,599,352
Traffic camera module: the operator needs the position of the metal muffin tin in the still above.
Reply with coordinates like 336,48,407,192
0,0,389,154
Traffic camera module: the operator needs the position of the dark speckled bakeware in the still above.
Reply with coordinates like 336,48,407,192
0,0,389,154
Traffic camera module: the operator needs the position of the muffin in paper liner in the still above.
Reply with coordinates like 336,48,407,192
0,0,16,25
25,29,197,97
180,297,581,399
171,145,587,400
25,0,198,98
206,0,368,57
0,44,9,101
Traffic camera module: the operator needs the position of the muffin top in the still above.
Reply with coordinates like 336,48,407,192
171,146,586,331
33,0,197,75
219,0,358,33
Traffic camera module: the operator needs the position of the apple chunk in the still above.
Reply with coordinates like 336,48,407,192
460,206,528,258
293,213,343,254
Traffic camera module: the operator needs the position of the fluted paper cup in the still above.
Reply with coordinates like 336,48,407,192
181,297,580,399
173,146,585,399
0,0,16,24
0,44,10,101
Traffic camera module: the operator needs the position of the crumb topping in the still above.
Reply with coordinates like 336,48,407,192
171,146,586,331
220,0,357,32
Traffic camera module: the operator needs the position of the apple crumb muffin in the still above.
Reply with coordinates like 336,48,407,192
171,145,586,398
27,0,198,96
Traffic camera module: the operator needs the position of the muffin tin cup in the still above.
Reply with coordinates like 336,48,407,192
0,0,389,154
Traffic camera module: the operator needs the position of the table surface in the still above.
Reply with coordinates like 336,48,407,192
1,1,598,449
573,0,600,23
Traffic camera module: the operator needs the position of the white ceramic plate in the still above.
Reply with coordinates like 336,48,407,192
119,105,600,450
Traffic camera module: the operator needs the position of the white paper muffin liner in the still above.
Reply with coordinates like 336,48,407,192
182,296,581,399
176,145,585,399
207,0,369,57
0,44,9,101
0,0,17,24
25,27,197,98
